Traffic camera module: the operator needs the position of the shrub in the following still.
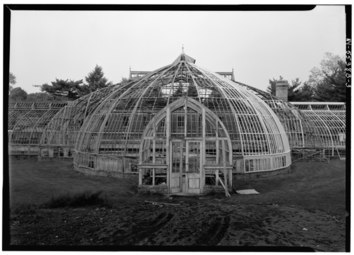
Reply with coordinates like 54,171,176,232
12,204,38,215
43,191,110,208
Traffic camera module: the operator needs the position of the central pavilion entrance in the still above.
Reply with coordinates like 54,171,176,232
138,97,233,196
170,139,202,194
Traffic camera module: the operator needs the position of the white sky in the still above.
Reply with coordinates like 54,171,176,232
9,6,346,94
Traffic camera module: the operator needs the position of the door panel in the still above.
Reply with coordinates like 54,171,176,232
187,141,201,173
188,178,200,189
170,141,183,193
185,141,202,193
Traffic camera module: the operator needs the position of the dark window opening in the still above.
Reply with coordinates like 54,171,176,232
177,115,184,128
205,175,216,185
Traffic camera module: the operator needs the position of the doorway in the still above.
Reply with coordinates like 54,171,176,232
170,140,202,194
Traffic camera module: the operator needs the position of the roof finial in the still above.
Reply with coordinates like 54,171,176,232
182,44,184,54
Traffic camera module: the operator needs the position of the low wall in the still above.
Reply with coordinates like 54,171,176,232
9,145,40,156
234,166,291,180
73,153,139,177
75,166,138,179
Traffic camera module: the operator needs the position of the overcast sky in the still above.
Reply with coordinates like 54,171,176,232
10,6,346,94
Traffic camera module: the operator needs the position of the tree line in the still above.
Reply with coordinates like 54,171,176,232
267,53,346,102
9,65,116,102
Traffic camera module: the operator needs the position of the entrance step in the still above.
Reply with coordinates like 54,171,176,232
169,192,204,197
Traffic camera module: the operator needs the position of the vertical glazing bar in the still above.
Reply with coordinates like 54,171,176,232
152,168,155,186
222,140,228,191
153,140,156,164
184,99,188,137
166,108,171,192
139,168,142,185
201,108,206,191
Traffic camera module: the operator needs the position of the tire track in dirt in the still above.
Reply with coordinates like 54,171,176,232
196,215,230,246
116,211,174,245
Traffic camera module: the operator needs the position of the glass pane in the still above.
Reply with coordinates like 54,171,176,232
155,141,166,164
205,141,217,165
172,142,182,173
188,142,200,173
142,168,153,185
171,108,185,138
218,140,223,163
186,108,202,137
156,119,166,137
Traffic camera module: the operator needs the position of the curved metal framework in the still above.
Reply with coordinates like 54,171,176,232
9,102,40,131
74,53,291,186
232,82,306,149
290,102,346,154
39,86,119,158
232,82,347,154
9,102,67,156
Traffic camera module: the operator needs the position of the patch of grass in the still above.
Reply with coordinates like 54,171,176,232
232,160,346,215
9,159,139,208
42,191,111,209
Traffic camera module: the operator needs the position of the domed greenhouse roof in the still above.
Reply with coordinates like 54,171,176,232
74,53,291,176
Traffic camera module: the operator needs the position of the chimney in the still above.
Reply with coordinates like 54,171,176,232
275,80,289,102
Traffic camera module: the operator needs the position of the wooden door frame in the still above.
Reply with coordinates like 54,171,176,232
139,97,233,194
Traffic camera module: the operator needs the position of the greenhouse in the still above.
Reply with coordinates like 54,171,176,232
39,86,119,158
9,102,67,156
7,53,346,195
291,102,346,157
9,102,36,131
73,53,292,195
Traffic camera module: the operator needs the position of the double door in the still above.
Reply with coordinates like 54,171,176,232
170,140,202,194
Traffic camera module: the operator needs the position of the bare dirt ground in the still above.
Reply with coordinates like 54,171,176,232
7,158,347,251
